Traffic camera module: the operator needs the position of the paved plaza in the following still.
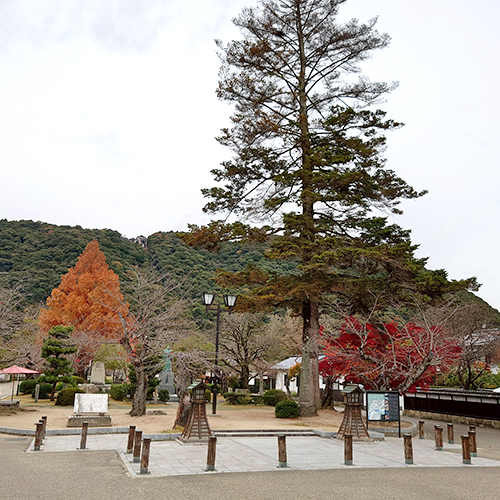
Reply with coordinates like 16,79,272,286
26,431,500,477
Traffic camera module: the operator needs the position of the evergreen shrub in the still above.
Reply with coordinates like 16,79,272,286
158,389,170,403
55,387,84,406
110,384,128,401
19,379,37,394
275,399,299,418
31,383,53,399
263,389,287,406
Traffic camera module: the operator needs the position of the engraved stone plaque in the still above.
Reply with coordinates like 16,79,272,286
74,393,108,414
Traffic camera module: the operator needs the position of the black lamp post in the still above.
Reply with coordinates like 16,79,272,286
201,292,238,415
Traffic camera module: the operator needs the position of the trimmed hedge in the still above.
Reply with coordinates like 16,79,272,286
110,384,128,401
158,389,170,403
31,383,53,399
275,399,299,418
55,387,84,406
19,379,38,394
263,389,287,406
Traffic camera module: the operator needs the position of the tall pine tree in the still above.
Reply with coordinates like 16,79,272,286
186,0,477,415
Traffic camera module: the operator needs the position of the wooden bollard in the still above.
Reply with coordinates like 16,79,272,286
41,416,47,438
344,433,353,466
447,423,454,444
34,422,44,451
133,430,142,463
419,420,425,439
461,435,471,464
404,434,414,464
434,425,443,450
140,438,151,475
127,425,136,454
469,430,477,457
80,421,88,450
278,435,287,468
206,436,217,472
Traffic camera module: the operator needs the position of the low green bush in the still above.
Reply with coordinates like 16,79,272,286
275,399,299,418
158,389,170,403
110,384,128,401
263,389,287,406
55,387,84,406
19,379,38,394
31,383,53,399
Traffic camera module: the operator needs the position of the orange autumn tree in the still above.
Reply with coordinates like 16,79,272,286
38,240,128,374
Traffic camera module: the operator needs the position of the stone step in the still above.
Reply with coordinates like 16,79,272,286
213,429,317,437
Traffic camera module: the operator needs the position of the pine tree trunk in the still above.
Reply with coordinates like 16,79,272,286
299,300,320,416
130,363,148,417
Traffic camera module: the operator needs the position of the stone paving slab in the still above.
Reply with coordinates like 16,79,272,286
27,433,500,477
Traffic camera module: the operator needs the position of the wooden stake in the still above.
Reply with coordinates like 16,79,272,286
127,425,136,454
344,433,353,466
41,416,47,438
133,430,142,463
404,434,413,464
34,422,43,451
140,438,151,475
419,420,425,439
469,430,477,457
434,425,443,450
80,421,88,450
278,435,287,468
447,423,454,444
461,435,471,464
206,436,217,471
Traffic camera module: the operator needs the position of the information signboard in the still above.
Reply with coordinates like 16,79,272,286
366,391,401,436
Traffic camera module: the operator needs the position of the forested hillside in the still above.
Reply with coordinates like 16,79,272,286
1,219,499,327
0,219,296,307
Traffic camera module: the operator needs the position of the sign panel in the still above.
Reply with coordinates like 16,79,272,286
366,391,400,422
74,393,108,414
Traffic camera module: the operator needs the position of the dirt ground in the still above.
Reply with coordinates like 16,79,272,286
0,394,344,434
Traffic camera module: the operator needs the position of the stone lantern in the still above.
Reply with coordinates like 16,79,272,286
179,381,212,443
336,384,370,440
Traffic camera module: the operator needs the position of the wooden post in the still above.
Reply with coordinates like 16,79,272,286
41,416,47,438
206,436,217,471
126,425,136,454
344,433,353,466
140,438,151,475
133,430,142,463
419,420,425,439
469,430,477,457
80,421,88,450
34,422,44,451
447,423,454,444
278,435,287,468
434,425,443,450
404,434,413,464
461,434,471,464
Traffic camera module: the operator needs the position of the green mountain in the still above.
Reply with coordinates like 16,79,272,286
1,219,499,327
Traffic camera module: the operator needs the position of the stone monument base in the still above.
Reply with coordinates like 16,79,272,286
67,414,112,427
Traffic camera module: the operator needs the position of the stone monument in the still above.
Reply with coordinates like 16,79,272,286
67,393,112,427
90,361,106,385
158,348,177,401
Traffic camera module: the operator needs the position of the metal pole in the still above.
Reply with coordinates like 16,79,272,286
212,305,220,415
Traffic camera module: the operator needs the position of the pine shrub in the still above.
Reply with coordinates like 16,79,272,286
55,387,84,406
263,389,287,406
275,399,299,418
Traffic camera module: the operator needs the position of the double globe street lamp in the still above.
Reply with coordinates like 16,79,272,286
201,292,238,415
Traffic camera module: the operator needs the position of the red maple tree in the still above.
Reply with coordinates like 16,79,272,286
38,240,128,372
319,316,461,393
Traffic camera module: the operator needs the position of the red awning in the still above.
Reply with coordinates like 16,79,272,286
0,365,39,374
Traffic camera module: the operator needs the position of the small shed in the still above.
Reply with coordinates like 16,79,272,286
336,384,370,440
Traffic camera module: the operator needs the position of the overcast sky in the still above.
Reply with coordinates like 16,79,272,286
1,0,499,310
